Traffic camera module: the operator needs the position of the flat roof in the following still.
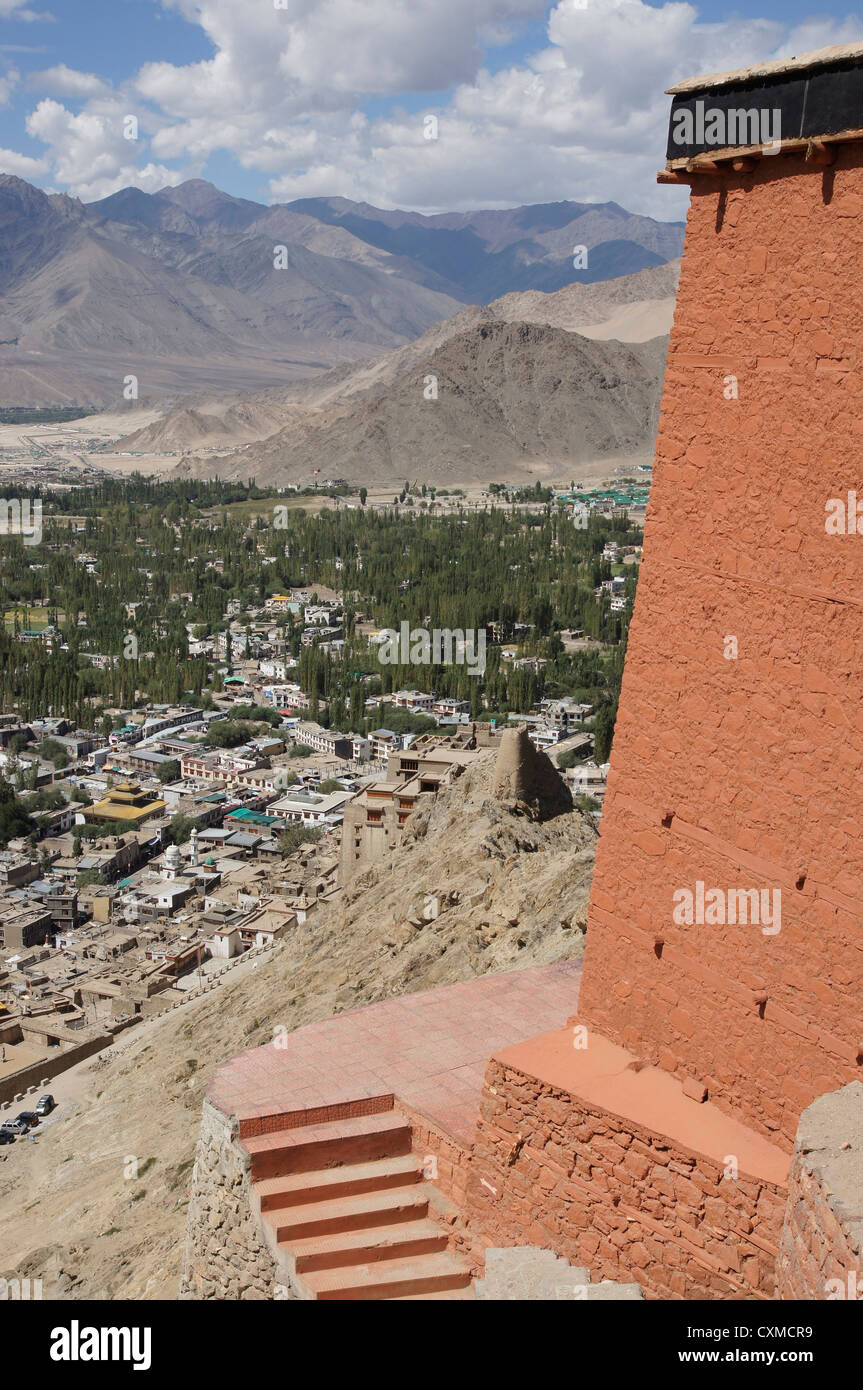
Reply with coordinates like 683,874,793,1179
668,43,863,94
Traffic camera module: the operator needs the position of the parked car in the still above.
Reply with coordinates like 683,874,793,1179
1,1119,28,1135
35,1095,55,1117
0,1127,15,1144
15,1111,39,1129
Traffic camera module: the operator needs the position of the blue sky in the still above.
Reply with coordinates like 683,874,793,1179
1,0,862,216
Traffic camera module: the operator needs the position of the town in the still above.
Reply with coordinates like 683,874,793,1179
0,481,637,1120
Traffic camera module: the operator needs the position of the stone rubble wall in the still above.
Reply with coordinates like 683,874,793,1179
464,1059,786,1299
777,1081,863,1299
399,1101,487,1270
180,1099,293,1301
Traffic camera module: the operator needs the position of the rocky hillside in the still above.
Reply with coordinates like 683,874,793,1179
0,748,595,1300
114,257,679,455
173,319,667,486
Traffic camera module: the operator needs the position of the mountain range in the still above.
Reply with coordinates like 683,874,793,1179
0,174,684,407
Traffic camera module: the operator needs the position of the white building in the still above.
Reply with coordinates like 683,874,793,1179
268,787,352,826
391,689,434,712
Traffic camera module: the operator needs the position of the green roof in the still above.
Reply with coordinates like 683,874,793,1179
226,808,281,826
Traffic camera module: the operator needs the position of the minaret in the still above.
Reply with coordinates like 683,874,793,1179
189,826,199,868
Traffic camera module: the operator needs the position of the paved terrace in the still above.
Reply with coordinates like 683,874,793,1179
207,960,582,1145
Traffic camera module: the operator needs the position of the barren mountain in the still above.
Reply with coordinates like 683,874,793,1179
0,175,682,407
173,319,667,486
285,196,685,298
115,257,678,455
0,749,596,1300
0,177,461,406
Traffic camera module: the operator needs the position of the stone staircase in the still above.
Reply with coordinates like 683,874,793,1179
242,1108,475,1300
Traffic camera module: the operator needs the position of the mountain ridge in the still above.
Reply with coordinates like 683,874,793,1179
0,174,683,406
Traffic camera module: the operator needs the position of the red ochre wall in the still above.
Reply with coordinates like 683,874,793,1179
467,1059,786,1299
578,149,863,1150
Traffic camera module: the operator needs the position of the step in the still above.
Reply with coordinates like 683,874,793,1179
303,1251,474,1301
267,1185,428,1242
242,1113,412,1180
256,1156,422,1212
394,1287,477,1300
291,1218,448,1273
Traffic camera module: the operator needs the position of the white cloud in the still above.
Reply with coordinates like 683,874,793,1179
0,1,53,20
4,0,863,213
25,98,189,201
147,0,863,215
31,64,112,99
0,65,18,107
0,143,48,177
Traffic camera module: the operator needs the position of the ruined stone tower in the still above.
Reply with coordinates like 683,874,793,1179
492,726,573,818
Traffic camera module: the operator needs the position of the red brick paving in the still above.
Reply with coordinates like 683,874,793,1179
208,960,582,1145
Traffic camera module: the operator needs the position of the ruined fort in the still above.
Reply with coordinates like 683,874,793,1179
182,45,863,1300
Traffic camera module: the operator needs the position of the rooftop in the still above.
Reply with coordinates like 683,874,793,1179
668,43,863,94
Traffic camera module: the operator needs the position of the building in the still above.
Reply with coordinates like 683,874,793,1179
565,760,609,803
369,729,405,761
292,724,354,760
46,885,79,930
84,781,167,826
0,853,39,889
300,624,342,646
125,748,176,776
179,751,263,785
268,787,351,827
348,735,371,762
0,905,53,949
461,45,863,1300
540,697,593,730
338,748,479,884
433,697,469,722
391,689,434,712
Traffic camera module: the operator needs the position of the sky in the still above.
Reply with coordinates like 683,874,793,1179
1,0,862,219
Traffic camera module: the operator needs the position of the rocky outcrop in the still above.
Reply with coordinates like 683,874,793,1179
777,1081,863,1299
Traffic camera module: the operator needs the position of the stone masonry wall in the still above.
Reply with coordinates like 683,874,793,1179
579,148,863,1148
399,1100,487,1270
465,1060,786,1299
777,1081,863,1299
180,1099,288,1301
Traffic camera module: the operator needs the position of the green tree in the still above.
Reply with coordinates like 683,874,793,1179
165,814,200,845
593,702,617,763
277,824,322,856
40,738,70,769
0,777,31,846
